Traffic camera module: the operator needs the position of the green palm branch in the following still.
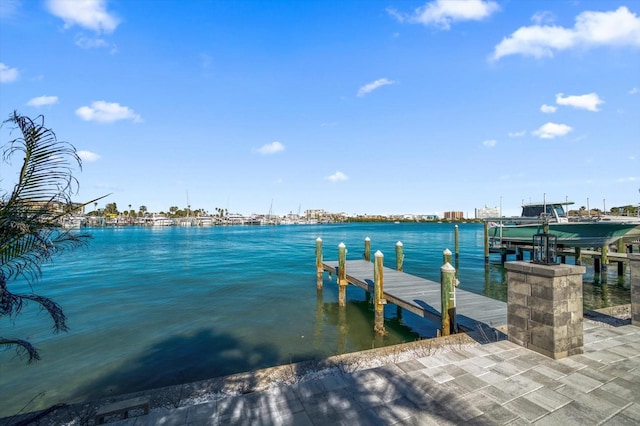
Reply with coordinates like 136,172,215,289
1,111,105,363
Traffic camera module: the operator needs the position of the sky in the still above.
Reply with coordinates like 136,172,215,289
0,0,639,218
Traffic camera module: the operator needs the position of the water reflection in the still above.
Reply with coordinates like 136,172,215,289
317,289,426,354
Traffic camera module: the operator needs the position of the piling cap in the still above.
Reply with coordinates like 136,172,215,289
443,248,452,255
316,237,322,242
396,241,403,246
375,250,384,257
440,262,455,272
338,242,346,248
365,237,370,241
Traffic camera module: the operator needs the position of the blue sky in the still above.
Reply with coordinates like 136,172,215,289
1,0,639,217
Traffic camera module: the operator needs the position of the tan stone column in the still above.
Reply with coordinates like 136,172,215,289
505,261,586,359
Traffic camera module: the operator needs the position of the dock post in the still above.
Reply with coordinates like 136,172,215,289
315,238,323,290
338,242,347,307
454,225,459,260
575,247,582,265
483,221,489,264
395,242,404,319
364,237,371,262
601,245,609,273
629,254,640,326
443,248,452,265
374,250,387,335
395,241,404,271
617,238,625,253
440,262,457,336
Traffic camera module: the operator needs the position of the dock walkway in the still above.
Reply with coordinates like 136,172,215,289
322,259,507,330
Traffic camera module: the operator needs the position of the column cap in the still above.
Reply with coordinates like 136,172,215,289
504,261,586,277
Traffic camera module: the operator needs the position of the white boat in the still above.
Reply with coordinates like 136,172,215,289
485,201,640,248
61,215,86,228
150,215,174,226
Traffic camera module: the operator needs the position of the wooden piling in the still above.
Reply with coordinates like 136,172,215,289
364,237,371,262
395,241,404,271
602,245,609,273
443,248,452,265
575,247,582,265
617,238,625,254
483,221,489,263
454,225,459,259
338,242,347,307
440,262,457,336
315,238,323,289
374,250,387,335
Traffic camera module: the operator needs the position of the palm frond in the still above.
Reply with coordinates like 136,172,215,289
1,111,108,363
3,112,81,206
19,292,69,333
0,111,89,284
0,337,41,363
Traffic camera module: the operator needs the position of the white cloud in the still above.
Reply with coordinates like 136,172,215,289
254,141,285,155
532,122,573,139
0,62,19,83
531,11,555,25
77,150,101,162
556,92,604,111
357,78,395,97
617,176,639,182
46,0,119,33
75,101,142,123
390,0,499,30
630,87,639,95
26,95,59,107
74,34,117,53
491,6,640,60
540,104,557,113
326,171,349,182
482,139,497,147
508,130,526,137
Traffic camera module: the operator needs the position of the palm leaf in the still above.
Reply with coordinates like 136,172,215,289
0,112,88,282
1,112,107,362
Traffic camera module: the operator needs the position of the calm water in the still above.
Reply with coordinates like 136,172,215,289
0,222,630,416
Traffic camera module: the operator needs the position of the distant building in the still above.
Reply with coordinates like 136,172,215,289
444,211,464,220
475,205,500,219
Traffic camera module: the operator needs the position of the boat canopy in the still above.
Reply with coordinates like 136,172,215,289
521,202,573,221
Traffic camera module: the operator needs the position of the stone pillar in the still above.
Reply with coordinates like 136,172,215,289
630,254,640,327
505,261,586,359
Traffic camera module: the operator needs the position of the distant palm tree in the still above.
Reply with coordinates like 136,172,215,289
0,111,104,363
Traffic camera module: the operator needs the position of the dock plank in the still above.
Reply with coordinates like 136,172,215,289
323,260,507,331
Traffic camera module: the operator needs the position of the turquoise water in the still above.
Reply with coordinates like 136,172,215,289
0,222,630,416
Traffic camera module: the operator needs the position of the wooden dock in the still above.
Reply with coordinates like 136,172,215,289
322,259,507,331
